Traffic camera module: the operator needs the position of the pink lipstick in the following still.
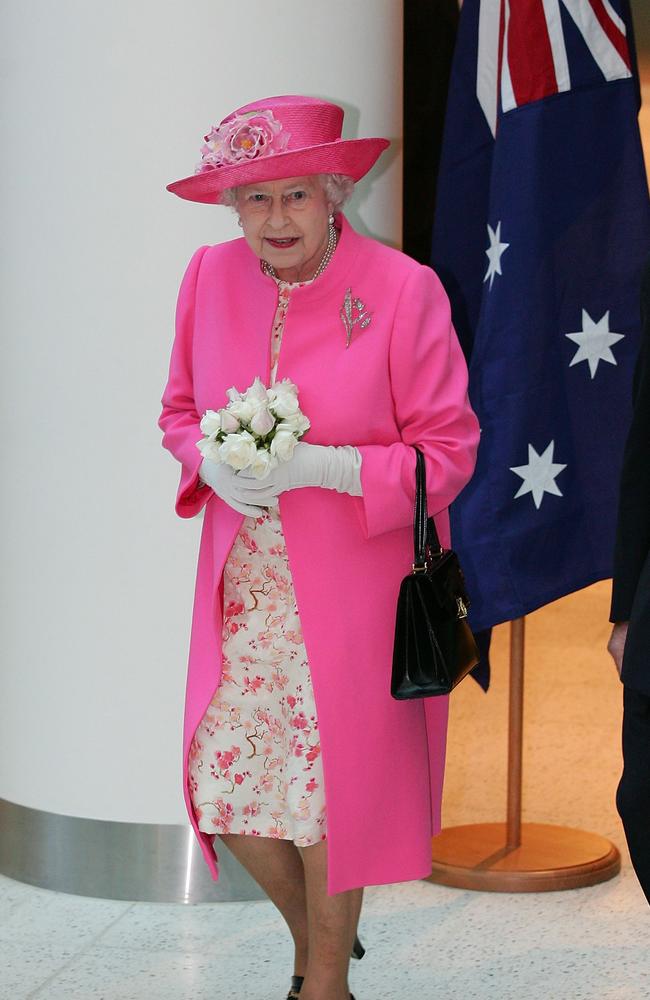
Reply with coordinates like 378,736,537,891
266,237,299,249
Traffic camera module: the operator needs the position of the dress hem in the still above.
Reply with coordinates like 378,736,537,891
197,825,327,848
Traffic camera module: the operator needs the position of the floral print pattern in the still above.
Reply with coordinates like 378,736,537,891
189,279,327,846
270,282,293,383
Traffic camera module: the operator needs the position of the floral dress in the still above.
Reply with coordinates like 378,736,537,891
188,279,327,846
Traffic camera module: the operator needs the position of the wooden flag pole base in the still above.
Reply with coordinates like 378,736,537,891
426,617,621,893
427,821,620,892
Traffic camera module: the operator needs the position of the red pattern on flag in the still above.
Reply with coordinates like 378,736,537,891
589,0,631,71
507,0,558,107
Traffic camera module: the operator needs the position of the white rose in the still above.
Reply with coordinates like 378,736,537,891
277,412,310,436
249,404,276,437
243,377,269,409
219,407,240,433
269,378,300,418
218,431,258,470
227,397,255,424
199,409,222,438
270,429,298,462
196,436,222,463
249,448,278,479
226,386,242,403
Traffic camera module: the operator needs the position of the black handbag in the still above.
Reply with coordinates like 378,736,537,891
391,448,479,699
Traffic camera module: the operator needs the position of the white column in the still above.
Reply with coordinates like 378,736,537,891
0,0,402,896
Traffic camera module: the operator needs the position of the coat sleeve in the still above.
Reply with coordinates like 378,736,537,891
610,260,650,622
159,245,211,518
355,264,480,539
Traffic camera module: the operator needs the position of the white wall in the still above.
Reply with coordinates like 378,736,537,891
0,0,403,824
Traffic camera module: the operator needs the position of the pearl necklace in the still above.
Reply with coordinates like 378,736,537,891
262,223,338,282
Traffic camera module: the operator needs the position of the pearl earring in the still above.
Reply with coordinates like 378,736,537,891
328,214,335,225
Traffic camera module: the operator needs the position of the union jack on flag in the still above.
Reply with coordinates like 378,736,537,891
477,0,632,135
431,0,650,667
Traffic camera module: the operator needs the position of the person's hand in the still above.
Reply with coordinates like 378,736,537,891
199,458,265,517
607,622,629,678
234,442,362,507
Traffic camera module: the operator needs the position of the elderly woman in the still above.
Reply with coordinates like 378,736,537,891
160,95,479,1000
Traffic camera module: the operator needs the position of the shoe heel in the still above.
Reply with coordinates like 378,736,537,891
286,974,304,998
351,934,365,960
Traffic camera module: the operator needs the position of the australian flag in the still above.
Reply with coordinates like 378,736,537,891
432,0,650,642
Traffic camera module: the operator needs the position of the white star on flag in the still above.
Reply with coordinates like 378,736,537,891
483,221,510,289
510,441,567,510
565,309,624,379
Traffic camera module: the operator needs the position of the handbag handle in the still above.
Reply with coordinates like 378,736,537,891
413,448,443,570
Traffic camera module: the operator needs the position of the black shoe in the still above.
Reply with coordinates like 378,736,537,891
286,954,362,998
286,981,356,999
286,975,304,999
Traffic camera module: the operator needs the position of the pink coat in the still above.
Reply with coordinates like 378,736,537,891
159,217,480,894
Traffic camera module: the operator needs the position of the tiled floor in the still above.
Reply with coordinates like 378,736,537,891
1,582,649,1000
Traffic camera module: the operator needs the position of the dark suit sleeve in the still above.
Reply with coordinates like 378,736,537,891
610,260,650,622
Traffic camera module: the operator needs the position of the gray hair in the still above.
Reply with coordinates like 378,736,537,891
221,173,355,213
319,173,355,212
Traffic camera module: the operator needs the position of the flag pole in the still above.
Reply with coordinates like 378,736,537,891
506,616,525,850
426,616,621,892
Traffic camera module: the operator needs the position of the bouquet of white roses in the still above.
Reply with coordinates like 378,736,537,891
196,377,310,479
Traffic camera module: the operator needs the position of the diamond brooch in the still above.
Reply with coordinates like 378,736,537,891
340,288,372,348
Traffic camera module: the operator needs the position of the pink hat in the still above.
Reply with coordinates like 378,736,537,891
166,94,390,205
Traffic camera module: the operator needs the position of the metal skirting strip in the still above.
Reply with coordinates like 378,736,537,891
0,798,264,903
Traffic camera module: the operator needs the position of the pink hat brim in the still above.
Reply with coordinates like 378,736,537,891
166,137,390,204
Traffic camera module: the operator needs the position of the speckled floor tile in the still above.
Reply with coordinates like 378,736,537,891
30,917,293,1000
98,897,252,953
0,939,87,998
423,945,649,1000
0,880,132,949
0,873,40,926
30,947,240,1000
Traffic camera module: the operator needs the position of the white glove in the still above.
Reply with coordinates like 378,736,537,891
198,458,266,517
233,442,363,507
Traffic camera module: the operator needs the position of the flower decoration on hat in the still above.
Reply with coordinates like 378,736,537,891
195,110,290,173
